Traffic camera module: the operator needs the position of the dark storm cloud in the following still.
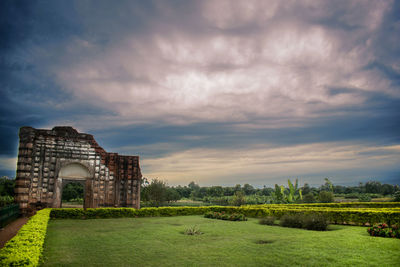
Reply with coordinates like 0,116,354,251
0,0,399,185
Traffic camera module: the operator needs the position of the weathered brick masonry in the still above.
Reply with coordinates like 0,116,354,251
15,126,141,213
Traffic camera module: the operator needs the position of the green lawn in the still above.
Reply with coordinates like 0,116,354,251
42,216,400,267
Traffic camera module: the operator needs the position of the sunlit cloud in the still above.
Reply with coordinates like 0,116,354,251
0,157,17,172
142,143,400,186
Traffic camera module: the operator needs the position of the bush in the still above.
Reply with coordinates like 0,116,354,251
303,193,316,203
50,205,400,227
279,213,328,231
259,216,275,225
367,223,400,239
0,208,51,266
344,193,360,199
0,195,14,207
204,211,247,221
302,214,328,231
358,194,371,202
318,191,334,203
393,191,400,202
279,214,304,228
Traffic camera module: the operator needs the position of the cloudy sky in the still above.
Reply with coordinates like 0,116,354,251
1,0,399,187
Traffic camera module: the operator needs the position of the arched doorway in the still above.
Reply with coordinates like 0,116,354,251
61,181,84,208
54,162,93,209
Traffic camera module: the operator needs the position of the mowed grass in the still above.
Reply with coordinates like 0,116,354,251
41,216,400,267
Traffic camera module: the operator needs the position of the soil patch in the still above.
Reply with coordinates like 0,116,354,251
0,217,29,248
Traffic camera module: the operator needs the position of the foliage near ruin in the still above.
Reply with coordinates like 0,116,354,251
0,209,51,266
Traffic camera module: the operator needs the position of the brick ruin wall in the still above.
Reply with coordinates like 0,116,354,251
14,126,142,213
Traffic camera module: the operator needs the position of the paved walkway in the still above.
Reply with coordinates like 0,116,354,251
0,217,29,248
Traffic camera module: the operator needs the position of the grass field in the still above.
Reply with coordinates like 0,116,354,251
41,216,400,267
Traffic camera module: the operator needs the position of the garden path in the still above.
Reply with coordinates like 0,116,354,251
0,217,29,248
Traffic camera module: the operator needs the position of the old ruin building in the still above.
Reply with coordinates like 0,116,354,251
14,126,141,213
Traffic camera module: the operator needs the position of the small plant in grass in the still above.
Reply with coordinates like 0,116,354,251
367,223,400,239
184,225,203,235
259,216,275,225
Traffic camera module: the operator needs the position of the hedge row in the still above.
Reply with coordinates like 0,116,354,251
254,202,400,209
50,206,400,226
0,208,51,266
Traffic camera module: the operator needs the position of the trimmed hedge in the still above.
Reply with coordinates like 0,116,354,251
0,208,51,266
204,211,247,221
279,213,328,231
50,205,400,226
254,202,400,209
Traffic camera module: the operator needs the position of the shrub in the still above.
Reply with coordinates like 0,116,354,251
259,216,275,225
393,191,400,202
0,195,14,207
0,208,51,266
279,213,328,231
279,214,303,229
344,193,359,199
50,205,400,227
358,194,371,202
318,191,334,203
302,214,328,231
367,223,400,239
204,211,247,221
303,193,316,203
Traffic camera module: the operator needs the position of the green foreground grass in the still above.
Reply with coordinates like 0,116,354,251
42,216,400,267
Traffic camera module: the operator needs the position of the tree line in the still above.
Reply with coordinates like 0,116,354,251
1,176,399,207
141,177,400,207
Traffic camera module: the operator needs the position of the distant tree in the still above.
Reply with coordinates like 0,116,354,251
165,188,180,203
142,178,167,207
381,184,395,195
303,193,316,203
271,184,286,203
233,184,242,193
188,181,200,191
62,182,83,201
393,191,400,202
243,184,255,195
260,186,273,196
287,179,302,203
175,185,191,198
365,181,382,194
320,178,333,192
358,182,365,193
333,185,346,194
0,176,15,197
231,191,246,206
318,191,334,203
302,183,311,195
207,186,223,197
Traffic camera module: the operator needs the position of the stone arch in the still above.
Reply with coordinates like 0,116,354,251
53,161,94,209
59,163,91,179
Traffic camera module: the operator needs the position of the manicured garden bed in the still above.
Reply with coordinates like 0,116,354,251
41,216,400,266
